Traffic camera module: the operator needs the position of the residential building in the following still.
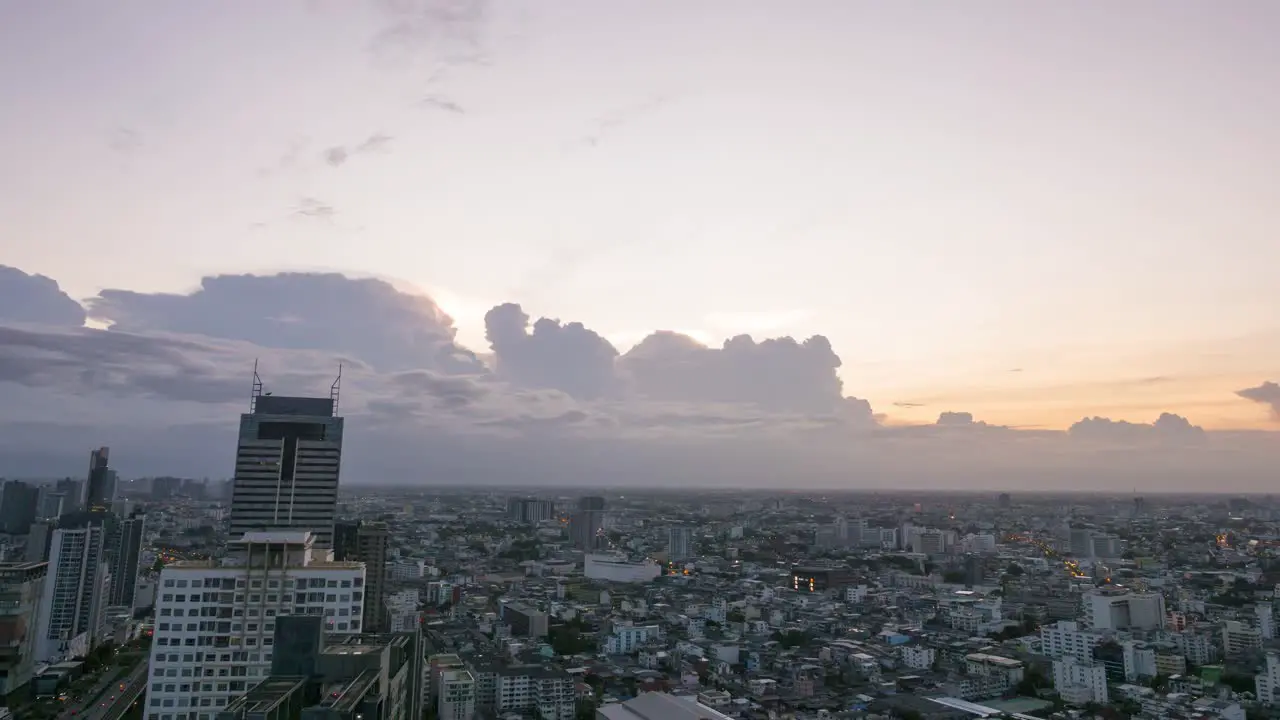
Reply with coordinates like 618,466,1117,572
356,522,389,632
142,531,366,720
1053,655,1109,705
597,692,735,720
1040,620,1105,660
501,601,549,638
439,669,476,720
507,498,556,525
37,520,111,662
1257,652,1280,705
1083,589,1165,630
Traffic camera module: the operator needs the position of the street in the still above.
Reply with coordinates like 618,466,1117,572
78,664,147,720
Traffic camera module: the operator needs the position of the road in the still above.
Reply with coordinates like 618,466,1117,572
80,664,147,720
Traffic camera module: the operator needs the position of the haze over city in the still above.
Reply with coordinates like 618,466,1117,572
1,0,1277,489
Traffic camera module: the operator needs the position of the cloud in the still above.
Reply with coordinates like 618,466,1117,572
1237,381,1280,420
0,266,87,327
936,411,986,427
322,132,393,168
619,331,843,413
1069,412,1206,443
294,197,336,219
1,266,1276,490
85,271,483,373
484,303,620,400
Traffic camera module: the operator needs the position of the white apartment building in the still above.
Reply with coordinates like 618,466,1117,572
1053,655,1109,705
1083,589,1165,630
605,624,660,654
1223,620,1263,656
1259,603,1276,640
1122,640,1158,682
495,666,575,720
961,654,1025,699
386,589,420,632
142,532,365,720
900,645,936,670
1040,620,1104,660
37,524,112,662
438,669,476,720
1256,652,1280,704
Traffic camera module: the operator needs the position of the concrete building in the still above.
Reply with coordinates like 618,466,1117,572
37,521,111,662
1053,655,1109,706
216,622,421,720
0,481,38,535
1040,620,1105,660
1257,652,1280,704
438,669,476,720
501,601,549,638
228,375,345,549
507,497,556,525
143,531,366,720
584,554,660,583
1083,589,1165,630
0,562,48,696
597,692,735,720
667,526,693,562
355,522,388,632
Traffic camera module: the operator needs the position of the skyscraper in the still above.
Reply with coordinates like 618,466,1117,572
108,511,145,608
357,522,390,632
668,526,693,562
0,480,39,535
55,478,83,514
569,496,606,551
85,446,117,511
37,520,111,661
228,366,345,548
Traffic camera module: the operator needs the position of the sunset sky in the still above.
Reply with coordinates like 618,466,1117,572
2,0,1278,440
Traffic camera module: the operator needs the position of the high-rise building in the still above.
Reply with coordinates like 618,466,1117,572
998,492,1012,509
0,561,48,696
439,669,477,720
332,519,361,561
37,490,66,520
668,526,693,562
228,367,345,548
37,521,111,662
25,520,54,563
507,497,556,525
85,447,118,511
0,481,39,535
143,531,367,720
356,522,389,633
56,478,84,514
108,511,146,608
569,496,605,551
150,477,181,501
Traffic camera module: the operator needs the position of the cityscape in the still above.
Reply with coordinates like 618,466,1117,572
0,378,1278,719
3,2,1280,720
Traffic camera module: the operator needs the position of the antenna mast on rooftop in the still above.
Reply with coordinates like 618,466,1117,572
330,363,343,415
249,359,264,413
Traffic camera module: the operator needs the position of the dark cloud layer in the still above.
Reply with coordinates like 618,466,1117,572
0,266,1276,489
1237,381,1280,421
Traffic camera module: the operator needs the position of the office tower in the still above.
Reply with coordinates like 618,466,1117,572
998,492,1012,509
108,511,145,608
37,522,111,661
0,561,48,695
56,478,83,514
355,522,390,633
0,481,39,535
569,496,606,551
85,446,118,511
25,521,54,563
144,531,366,719
668,526,693,562
228,366,345,548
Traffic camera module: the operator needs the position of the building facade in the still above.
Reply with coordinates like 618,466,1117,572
143,532,366,720
228,389,344,549
0,562,48,696
37,523,111,662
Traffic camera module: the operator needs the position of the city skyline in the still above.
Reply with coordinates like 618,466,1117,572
1,1,1278,490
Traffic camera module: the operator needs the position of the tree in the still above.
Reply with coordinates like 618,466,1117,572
1005,562,1024,576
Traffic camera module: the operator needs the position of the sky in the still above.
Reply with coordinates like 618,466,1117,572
1,1,1278,488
